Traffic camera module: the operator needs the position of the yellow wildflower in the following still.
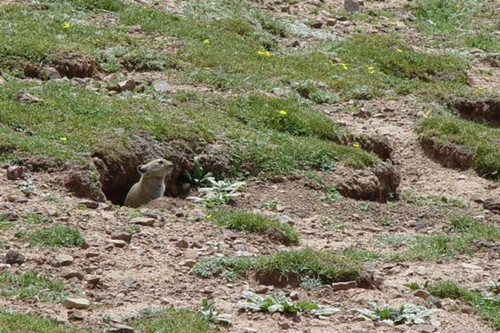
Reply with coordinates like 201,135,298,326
352,142,360,148
62,22,71,29
279,110,287,116
396,48,404,53
257,50,273,57
59,136,67,142
389,21,396,26
367,66,375,74
341,63,348,70
203,38,210,45
424,109,432,117
206,213,212,219
454,4,460,10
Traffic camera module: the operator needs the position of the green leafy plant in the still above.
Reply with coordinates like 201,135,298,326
321,186,342,202
237,291,340,317
254,200,278,211
187,178,245,206
354,302,436,325
182,156,214,190
200,298,232,325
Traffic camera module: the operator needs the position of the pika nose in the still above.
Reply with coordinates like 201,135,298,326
137,165,147,174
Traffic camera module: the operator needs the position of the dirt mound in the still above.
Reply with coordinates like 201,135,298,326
334,162,400,202
420,136,474,170
447,98,500,127
25,52,96,79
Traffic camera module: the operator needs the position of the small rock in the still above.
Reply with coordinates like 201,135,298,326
7,166,25,180
62,298,90,310
344,0,364,13
425,295,442,308
416,324,436,333
129,217,155,227
15,91,43,104
255,285,270,294
413,289,431,299
332,281,357,291
0,211,17,221
288,40,300,48
152,80,173,93
123,276,136,287
53,254,74,267
0,76,4,85
79,200,99,209
111,233,132,244
175,239,189,249
233,243,246,251
353,109,372,119
107,324,135,333
179,259,196,267
68,310,85,321
310,21,323,29
85,275,101,286
7,195,28,203
117,79,136,92
4,250,25,265
85,251,100,258
61,271,84,280
243,328,258,333
325,18,337,26
457,175,467,180
223,230,237,240
461,263,482,270
289,291,300,300
38,66,61,80
279,322,292,330
271,312,281,320
483,198,500,214
108,239,127,248
430,319,441,328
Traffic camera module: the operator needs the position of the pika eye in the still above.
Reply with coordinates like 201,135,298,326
158,161,164,165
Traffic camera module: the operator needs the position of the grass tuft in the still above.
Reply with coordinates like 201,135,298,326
17,225,85,248
0,311,90,333
131,308,211,333
210,210,299,244
427,281,499,329
0,271,65,302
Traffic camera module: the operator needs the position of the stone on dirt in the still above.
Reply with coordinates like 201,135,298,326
62,298,90,309
6,166,25,180
4,250,25,265
129,217,155,226
53,254,74,267
15,91,43,104
344,0,364,13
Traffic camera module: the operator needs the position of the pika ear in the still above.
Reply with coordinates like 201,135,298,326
137,165,147,174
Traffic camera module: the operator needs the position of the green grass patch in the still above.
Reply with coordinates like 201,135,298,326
0,311,90,333
0,271,65,302
131,308,212,333
388,217,499,261
427,281,499,329
17,225,85,248
0,2,171,73
418,114,500,180
210,210,299,244
0,80,378,177
414,0,494,33
193,248,378,285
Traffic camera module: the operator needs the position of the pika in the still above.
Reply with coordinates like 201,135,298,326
124,158,173,208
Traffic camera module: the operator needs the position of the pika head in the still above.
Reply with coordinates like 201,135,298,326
124,158,173,208
137,158,173,178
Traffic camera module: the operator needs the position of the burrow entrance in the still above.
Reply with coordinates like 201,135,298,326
64,132,399,205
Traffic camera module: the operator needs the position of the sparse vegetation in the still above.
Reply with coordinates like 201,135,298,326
418,114,500,180
427,281,500,329
131,308,212,333
0,271,66,302
193,248,378,286
209,210,299,244
0,311,90,333
387,217,499,261
16,225,85,248
354,302,436,325
237,290,340,316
